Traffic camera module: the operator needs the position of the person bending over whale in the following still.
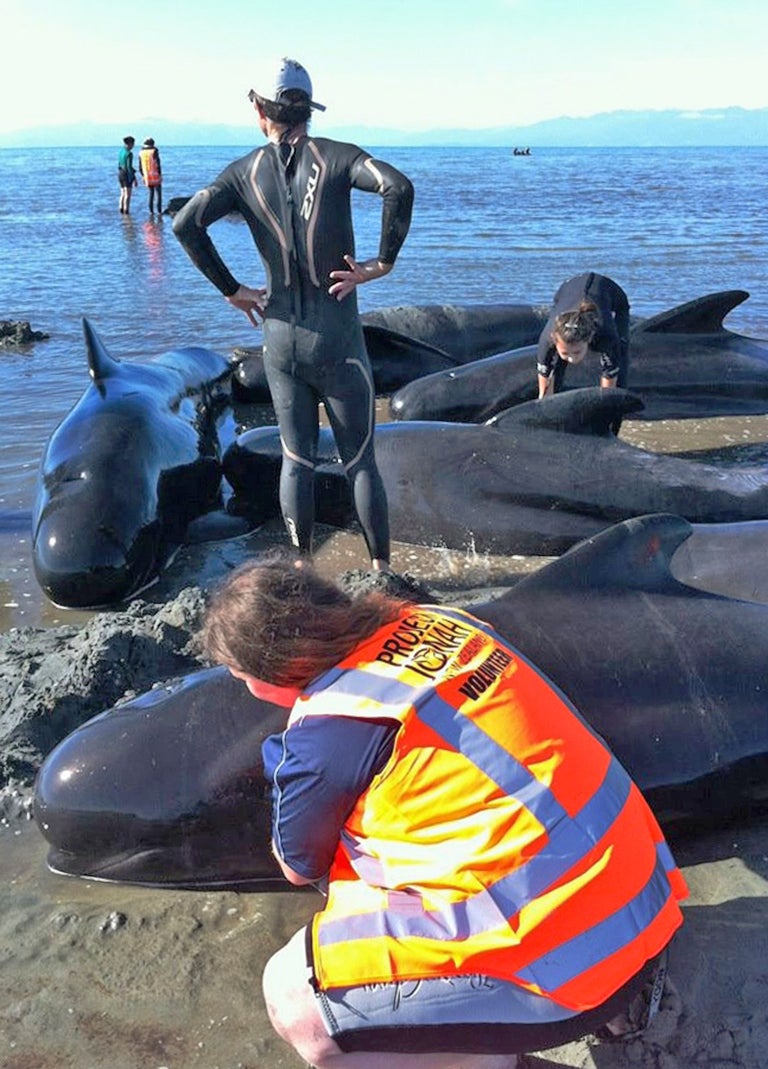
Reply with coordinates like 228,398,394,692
173,57,414,573
536,272,630,400
200,557,688,1069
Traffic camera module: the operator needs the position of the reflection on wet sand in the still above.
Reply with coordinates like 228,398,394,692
621,412,768,461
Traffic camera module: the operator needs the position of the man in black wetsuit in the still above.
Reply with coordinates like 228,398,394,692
173,57,414,572
536,272,630,398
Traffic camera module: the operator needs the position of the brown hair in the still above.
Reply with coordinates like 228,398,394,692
200,556,412,687
254,89,312,129
552,300,601,345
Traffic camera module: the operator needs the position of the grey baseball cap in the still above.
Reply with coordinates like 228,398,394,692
249,57,326,111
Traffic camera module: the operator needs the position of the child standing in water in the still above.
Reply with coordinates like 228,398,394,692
117,135,137,214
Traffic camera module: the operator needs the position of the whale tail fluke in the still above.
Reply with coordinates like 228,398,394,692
82,318,123,383
634,290,749,335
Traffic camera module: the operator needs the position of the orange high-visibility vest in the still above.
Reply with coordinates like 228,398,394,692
139,147,161,187
288,606,687,1011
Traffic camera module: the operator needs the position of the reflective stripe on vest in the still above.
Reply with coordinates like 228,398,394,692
139,147,161,186
289,607,687,1009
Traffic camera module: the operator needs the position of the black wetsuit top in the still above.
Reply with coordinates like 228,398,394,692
173,136,414,560
536,272,631,390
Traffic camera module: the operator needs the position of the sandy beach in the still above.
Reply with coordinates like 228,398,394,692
2,499,768,1068
3,106,768,1068
3,745,767,1069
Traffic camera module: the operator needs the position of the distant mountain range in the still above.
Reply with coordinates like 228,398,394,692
2,106,767,149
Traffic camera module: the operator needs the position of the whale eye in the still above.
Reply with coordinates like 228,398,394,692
47,535,57,548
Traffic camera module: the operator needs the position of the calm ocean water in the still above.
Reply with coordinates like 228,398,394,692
1,143,767,626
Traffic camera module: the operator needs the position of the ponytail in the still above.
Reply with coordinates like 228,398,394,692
552,300,601,345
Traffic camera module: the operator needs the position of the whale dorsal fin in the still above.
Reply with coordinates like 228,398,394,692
487,387,644,437
633,290,749,335
513,513,696,594
83,318,122,382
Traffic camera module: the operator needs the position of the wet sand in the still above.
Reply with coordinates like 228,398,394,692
1,411,768,1069
3,807,767,1069
0,818,315,1069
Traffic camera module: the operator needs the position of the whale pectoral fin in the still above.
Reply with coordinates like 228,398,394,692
633,290,749,335
487,387,644,437
185,509,257,543
362,325,459,368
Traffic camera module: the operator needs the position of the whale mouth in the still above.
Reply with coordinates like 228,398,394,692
42,571,161,611
44,849,288,891
33,519,164,608
38,570,146,610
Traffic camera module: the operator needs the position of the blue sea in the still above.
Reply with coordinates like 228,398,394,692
1,143,767,627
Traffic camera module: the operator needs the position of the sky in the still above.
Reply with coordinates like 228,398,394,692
2,0,767,135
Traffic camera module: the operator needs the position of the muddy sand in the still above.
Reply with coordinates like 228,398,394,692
3,406,768,1068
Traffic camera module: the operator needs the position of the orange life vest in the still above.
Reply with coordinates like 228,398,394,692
289,606,688,1011
139,147,161,187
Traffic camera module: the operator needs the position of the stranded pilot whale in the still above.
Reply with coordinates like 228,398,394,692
230,303,548,402
390,290,768,423
32,513,768,889
32,319,232,608
223,388,768,557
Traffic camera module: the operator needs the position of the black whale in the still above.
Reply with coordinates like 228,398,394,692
390,290,768,423
32,320,231,608
230,303,548,402
223,388,768,557
33,513,768,889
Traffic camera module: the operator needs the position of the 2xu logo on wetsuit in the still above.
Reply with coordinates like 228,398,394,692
300,163,321,222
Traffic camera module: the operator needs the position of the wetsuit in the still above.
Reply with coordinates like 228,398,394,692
173,136,414,561
536,272,631,392
117,145,136,188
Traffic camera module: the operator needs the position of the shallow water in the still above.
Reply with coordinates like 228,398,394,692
2,144,768,628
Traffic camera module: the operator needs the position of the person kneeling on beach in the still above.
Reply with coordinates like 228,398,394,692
200,557,688,1069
